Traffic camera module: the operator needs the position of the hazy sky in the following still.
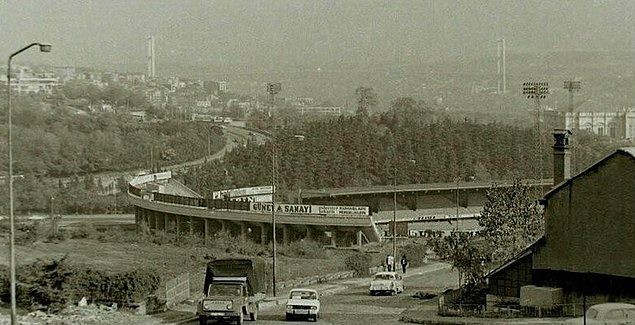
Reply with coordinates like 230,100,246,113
2,0,634,74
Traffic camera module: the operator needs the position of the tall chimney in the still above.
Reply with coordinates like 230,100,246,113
552,129,572,184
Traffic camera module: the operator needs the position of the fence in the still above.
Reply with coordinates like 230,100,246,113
165,273,190,308
439,302,586,318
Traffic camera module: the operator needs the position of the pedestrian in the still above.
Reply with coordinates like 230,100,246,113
386,254,394,272
400,255,409,274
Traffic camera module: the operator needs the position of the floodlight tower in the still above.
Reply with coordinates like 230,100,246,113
523,82,549,185
497,39,506,94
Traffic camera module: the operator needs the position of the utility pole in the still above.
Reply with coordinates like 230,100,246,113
563,80,581,113
523,82,549,188
563,80,581,173
150,146,154,172
392,164,397,272
455,177,460,232
266,82,281,296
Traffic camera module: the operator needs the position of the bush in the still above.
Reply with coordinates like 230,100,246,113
69,223,95,239
15,256,76,312
14,221,40,245
279,239,326,259
398,242,429,267
0,256,162,312
344,252,373,276
45,229,68,243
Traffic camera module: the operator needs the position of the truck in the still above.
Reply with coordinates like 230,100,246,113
196,259,266,325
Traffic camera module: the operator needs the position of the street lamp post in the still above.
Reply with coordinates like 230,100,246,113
455,177,460,232
7,42,52,325
392,164,397,271
392,159,415,272
266,82,281,296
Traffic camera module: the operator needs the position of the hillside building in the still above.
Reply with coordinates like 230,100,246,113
487,130,635,307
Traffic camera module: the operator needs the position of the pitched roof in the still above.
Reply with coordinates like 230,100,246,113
542,147,635,201
485,237,545,279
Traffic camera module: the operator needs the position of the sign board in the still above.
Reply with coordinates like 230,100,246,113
129,171,172,186
389,221,409,237
212,186,273,200
249,203,369,217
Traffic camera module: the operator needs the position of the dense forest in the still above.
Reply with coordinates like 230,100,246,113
0,94,226,214
183,97,629,198
0,95,226,176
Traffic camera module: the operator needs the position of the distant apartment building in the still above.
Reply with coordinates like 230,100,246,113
145,89,167,108
1,66,60,95
545,104,635,139
124,73,146,84
203,80,227,95
298,106,343,116
286,97,316,106
53,66,76,82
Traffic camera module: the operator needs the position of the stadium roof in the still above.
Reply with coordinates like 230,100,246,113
301,179,553,198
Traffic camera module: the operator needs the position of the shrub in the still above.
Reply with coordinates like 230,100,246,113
69,223,95,239
398,242,429,267
344,252,373,276
0,257,162,312
101,270,161,305
14,221,40,245
45,229,68,243
279,239,326,259
15,256,76,312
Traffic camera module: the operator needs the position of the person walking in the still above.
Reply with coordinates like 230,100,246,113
386,254,394,272
400,255,408,274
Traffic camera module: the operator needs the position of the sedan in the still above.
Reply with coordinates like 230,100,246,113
565,303,635,325
369,272,404,296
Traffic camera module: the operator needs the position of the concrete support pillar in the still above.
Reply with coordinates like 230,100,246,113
282,225,289,246
219,220,225,233
163,213,168,234
135,207,140,234
189,216,194,235
305,226,312,241
357,230,363,247
260,223,267,245
175,215,180,238
204,219,209,245
240,223,247,241
330,231,337,247
153,212,157,230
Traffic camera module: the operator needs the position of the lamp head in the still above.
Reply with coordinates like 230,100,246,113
38,43,52,53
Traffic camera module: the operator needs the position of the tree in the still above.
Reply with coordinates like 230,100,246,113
355,86,377,117
478,180,544,262
430,180,544,286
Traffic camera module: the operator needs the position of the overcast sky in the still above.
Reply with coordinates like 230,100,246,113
1,0,633,74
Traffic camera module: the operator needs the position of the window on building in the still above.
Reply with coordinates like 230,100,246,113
598,127,604,136
609,125,616,138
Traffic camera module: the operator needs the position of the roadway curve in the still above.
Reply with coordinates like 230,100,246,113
49,124,270,192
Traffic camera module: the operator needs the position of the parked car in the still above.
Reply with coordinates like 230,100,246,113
369,272,404,296
285,288,320,322
565,303,635,325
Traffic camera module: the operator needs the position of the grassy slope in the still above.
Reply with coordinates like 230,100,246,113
0,235,352,296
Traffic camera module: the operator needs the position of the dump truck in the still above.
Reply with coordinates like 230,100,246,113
196,258,266,325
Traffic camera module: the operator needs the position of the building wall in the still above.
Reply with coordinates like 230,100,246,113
533,152,635,278
488,254,533,298
545,110,635,139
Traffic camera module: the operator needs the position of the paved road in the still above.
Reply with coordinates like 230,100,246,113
188,263,458,325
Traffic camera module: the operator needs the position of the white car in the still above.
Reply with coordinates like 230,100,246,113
565,303,635,325
285,288,320,322
369,272,404,296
